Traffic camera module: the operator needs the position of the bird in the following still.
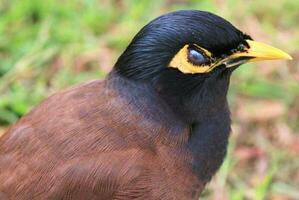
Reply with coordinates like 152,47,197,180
0,10,291,200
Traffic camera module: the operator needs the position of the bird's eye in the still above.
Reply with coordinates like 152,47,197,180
187,47,209,66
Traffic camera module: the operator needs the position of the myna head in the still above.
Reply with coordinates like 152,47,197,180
115,10,291,77
114,10,291,118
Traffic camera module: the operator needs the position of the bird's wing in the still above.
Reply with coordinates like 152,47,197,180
0,80,154,199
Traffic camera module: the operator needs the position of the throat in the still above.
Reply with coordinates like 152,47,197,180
152,68,231,123
150,68,232,183
188,111,231,183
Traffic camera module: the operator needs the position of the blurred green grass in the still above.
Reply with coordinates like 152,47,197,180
0,0,298,199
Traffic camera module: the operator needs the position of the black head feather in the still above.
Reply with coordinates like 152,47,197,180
114,10,251,80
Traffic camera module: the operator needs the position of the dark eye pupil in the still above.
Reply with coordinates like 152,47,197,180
188,49,206,65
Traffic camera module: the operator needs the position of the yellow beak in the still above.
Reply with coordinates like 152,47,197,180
230,39,292,61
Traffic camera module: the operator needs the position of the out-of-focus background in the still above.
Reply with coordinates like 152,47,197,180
0,0,298,199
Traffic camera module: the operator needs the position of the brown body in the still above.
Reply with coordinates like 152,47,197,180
0,74,209,200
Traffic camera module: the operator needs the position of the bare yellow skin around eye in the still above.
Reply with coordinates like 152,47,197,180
169,45,213,74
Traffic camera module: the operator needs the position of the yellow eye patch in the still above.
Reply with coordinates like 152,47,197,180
169,40,292,75
169,45,213,74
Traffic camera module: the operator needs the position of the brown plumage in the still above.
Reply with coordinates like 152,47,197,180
0,75,203,199
0,10,291,199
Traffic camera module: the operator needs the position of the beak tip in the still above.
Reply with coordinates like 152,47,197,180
245,40,293,62
283,53,293,60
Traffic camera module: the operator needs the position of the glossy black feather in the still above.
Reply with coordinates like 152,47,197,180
115,10,250,80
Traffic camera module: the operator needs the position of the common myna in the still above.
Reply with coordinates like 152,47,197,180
0,10,291,200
